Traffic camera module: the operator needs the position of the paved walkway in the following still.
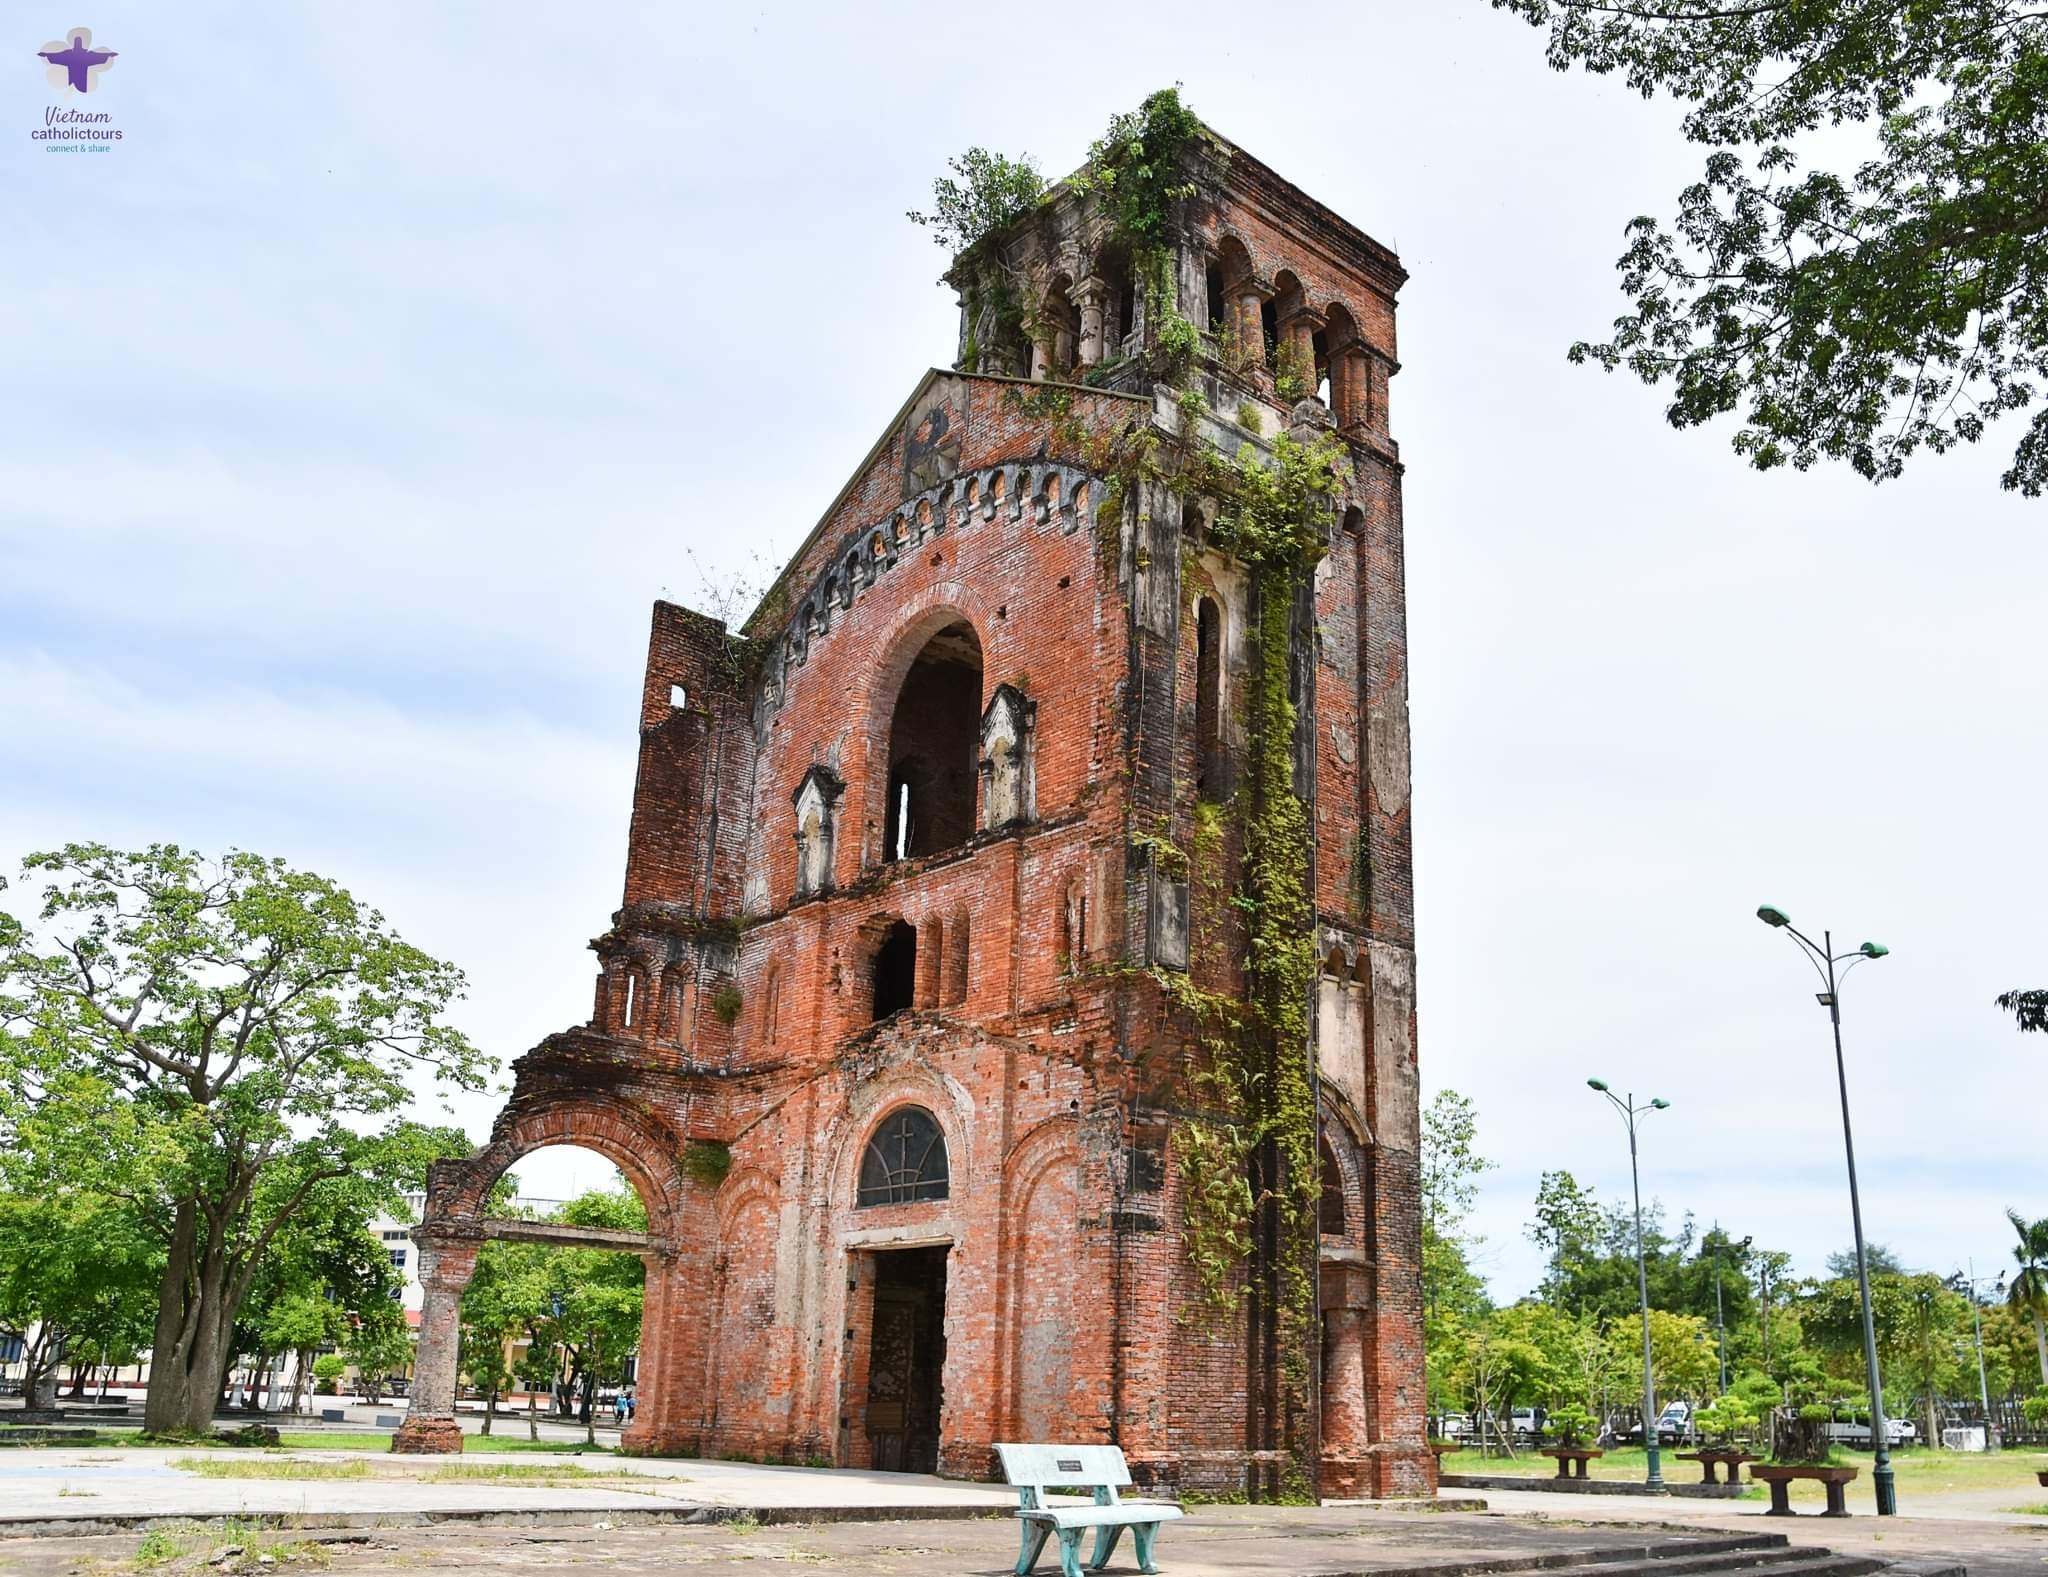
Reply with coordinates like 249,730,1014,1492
5,1449,2046,1573
0,1508,1932,1577
0,1446,1013,1531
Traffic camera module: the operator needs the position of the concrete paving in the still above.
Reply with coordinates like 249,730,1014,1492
3,1448,2045,1573
0,1446,1013,1532
0,1508,1913,1577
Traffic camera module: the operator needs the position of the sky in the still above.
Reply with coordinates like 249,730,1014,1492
4,2,2043,1302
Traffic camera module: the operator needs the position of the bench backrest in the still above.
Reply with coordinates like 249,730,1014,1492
995,1443,1132,1509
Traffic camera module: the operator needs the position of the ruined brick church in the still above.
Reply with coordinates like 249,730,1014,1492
397,108,1429,1500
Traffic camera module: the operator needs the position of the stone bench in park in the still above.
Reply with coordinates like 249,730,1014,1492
1674,1448,1759,1484
1537,1446,1604,1480
995,1443,1186,1577
1750,1463,1858,1517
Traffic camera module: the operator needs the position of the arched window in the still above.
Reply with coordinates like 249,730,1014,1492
857,1106,950,1206
1194,597,1222,797
1318,1132,1347,1238
885,621,983,860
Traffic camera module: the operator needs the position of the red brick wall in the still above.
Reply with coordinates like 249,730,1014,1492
434,137,1430,1498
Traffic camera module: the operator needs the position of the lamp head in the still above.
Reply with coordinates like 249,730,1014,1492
1739,1236,1753,1250
1757,904,1791,928
1649,1098,1671,1110
1586,1078,1609,1093
1859,941,1889,958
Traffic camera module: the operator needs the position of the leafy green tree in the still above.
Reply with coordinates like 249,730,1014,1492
906,149,1047,260
235,1163,438,1412
1492,0,2048,494
343,1297,412,1405
1644,1308,1718,1406
0,1193,158,1408
1420,1090,1495,1410
1893,1273,1970,1444
2004,1208,2048,1385
1529,1170,1604,1304
311,1354,345,1395
1825,1242,1906,1280
0,844,492,1435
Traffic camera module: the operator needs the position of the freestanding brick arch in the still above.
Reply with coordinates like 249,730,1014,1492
391,1097,700,1455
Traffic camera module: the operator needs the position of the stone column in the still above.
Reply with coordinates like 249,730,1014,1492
1319,1261,1371,1496
1337,345,1370,433
390,1234,480,1454
1075,277,1108,368
1236,289,1269,371
620,1242,673,1455
1278,307,1324,404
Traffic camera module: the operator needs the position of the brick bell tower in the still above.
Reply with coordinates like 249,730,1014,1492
399,101,1426,1501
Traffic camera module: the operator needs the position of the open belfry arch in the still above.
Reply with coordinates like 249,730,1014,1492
398,102,1428,1499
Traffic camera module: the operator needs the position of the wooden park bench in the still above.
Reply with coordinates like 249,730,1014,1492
1537,1446,1603,1480
995,1443,1186,1577
1673,1448,1758,1484
1749,1463,1857,1517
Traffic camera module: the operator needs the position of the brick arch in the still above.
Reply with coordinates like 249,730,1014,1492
997,1115,1089,1440
398,1093,708,1457
820,1061,975,1214
862,596,991,866
425,1096,691,1246
1318,1091,1375,1261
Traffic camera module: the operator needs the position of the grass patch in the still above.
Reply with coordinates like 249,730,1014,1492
123,1520,329,1574
2006,1502,2048,1516
172,1456,617,1483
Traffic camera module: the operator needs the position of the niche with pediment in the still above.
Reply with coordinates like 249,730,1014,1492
977,683,1036,831
791,764,844,899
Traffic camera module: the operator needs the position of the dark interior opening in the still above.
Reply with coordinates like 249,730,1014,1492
1318,1134,1347,1237
864,1245,947,1473
1205,263,1226,332
872,921,917,1020
886,620,983,860
1259,298,1279,361
1312,329,1331,404
1194,597,1222,798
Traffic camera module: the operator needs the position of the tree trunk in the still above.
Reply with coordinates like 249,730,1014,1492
142,1202,244,1436
481,1385,495,1436
526,1390,538,1442
2034,1311,2047,1387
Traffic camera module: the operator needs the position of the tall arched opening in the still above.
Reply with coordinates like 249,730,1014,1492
393,1105,703,1457
884,619,983,861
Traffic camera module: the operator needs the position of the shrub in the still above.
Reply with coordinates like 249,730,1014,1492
312,1355,346,1395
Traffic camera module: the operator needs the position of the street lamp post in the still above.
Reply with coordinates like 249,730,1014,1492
1710,1230,1752,1397
1588,1078,1671,1490
1756,904,1896,1516
1951,1263,2003,1452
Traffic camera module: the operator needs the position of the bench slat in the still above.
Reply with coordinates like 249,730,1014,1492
1019,1505,1184,1530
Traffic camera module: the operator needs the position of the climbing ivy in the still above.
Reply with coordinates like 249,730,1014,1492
1069,87,1209,382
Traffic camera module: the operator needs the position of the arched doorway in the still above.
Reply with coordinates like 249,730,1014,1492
393,1105,699,1456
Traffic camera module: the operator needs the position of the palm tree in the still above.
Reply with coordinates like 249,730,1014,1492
2006,1208,2048,1386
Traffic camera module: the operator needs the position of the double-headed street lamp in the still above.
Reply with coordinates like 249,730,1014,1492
1587,1078,1671,1490
1756,903,1895,1516
1711,1228,1752,1397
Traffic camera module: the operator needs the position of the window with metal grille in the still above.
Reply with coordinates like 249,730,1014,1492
856,1107,949,1206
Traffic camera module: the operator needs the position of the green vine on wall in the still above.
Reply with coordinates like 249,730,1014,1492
915,85,1344,1499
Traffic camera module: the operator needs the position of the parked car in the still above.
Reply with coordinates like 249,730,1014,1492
1656,1401,1693,1446
1826,1417,1917,1448
1429,1412,1471,1440
1510,1407,1549,1443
